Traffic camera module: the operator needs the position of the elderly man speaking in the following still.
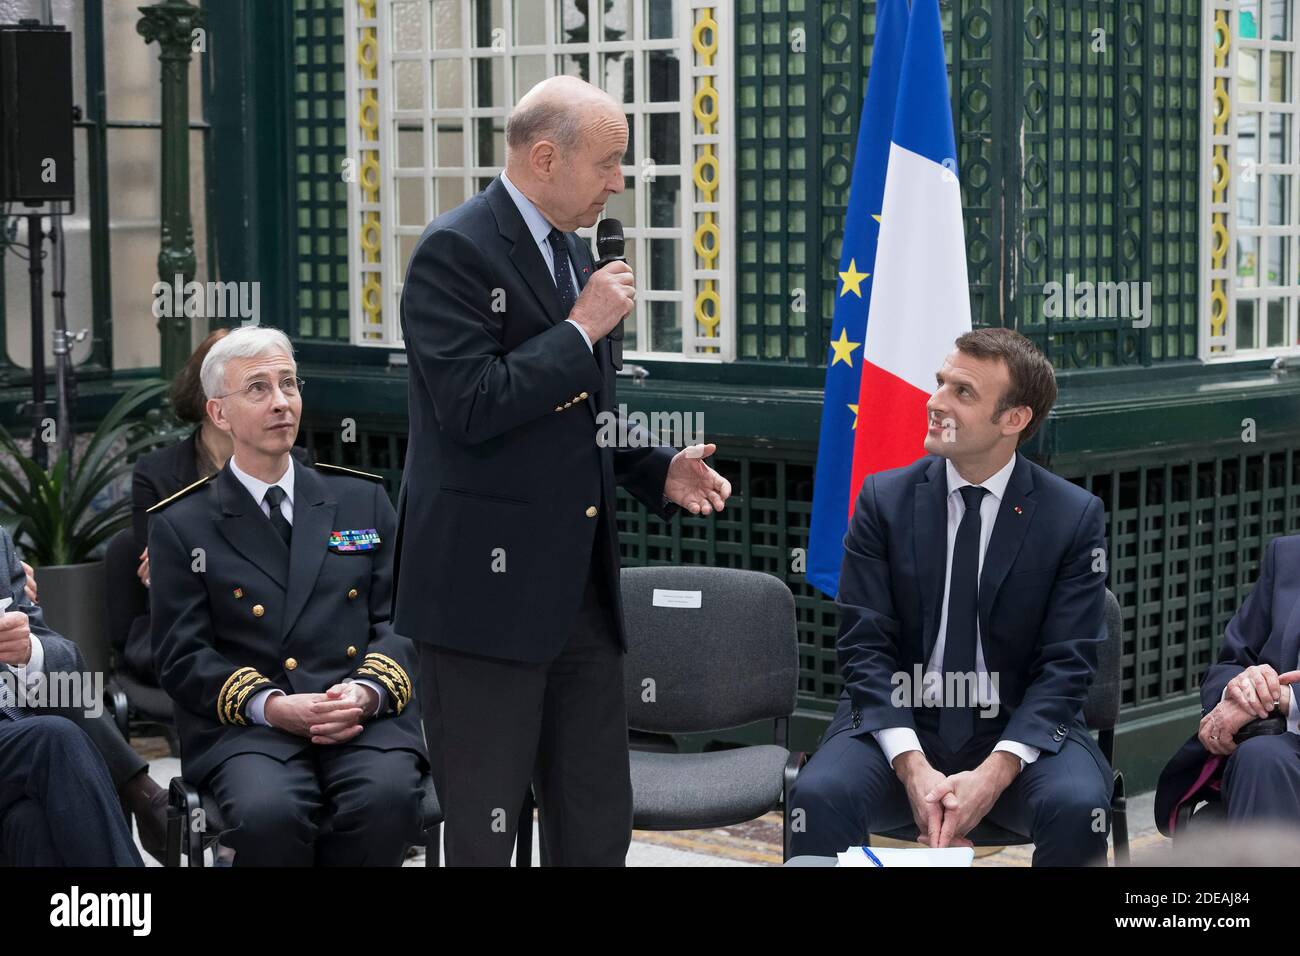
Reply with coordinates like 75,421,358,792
396,75,732,866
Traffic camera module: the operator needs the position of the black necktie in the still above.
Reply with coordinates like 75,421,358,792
939,484,988,749
264,485,292,548
547,228,577,317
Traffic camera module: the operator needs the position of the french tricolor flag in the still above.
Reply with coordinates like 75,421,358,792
807,0,970,598
848,0,972,501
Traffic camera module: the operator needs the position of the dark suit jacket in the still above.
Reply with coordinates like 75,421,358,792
828,452,1109,764
148,458,426,785
394,175,676,663
0,526,78,675
126,432,307,682
1154,535,1299,835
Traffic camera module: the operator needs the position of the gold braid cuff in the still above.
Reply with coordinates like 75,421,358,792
218,667,272,726
354,653,411,714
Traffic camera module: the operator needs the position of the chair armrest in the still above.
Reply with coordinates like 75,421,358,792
105,679,129,738
168,776,204,868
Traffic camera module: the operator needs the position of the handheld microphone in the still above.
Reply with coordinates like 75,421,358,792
594,218,627,370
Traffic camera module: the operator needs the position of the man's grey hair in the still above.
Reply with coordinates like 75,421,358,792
200,326,295,399
505,98,583,155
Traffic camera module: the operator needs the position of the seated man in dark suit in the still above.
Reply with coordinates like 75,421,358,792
0,528,142,866
149,325,427,866
1155,535,1300,832
789,328,1112,865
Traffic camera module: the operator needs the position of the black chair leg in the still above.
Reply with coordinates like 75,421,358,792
782,751,804,863
515,789,535,867
164,799,183,868
1111,770,1130,866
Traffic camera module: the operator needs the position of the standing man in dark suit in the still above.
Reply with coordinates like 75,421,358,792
788,328,1113,865
149,326,427,866
396,75,732,866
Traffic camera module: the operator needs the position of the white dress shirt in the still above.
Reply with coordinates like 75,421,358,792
873,455,1042,769
5,633,44,705
228,457,383,725
1290,674,1300,735
499,170,594,352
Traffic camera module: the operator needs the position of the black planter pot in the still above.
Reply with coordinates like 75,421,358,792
36,560,109,676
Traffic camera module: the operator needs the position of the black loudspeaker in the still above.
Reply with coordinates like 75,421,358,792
0,22,74,204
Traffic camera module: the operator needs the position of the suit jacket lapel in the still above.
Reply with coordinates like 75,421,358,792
1273,584,1300,674
213,465,288,590
282,460,337,640
486,176,563,327
916,457,949,665
977,453,1037,657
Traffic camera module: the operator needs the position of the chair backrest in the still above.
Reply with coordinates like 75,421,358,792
105,527,148,655
621,565,798,735
1083,588,1122,731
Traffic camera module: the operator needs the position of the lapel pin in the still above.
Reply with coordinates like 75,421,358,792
1013,506,1023,515
233,587,244,599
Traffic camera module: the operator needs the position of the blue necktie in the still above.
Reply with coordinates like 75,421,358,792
938,485,988,749
547,229,577,317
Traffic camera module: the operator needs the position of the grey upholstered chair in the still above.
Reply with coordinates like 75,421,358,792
516,564,802,864
622,566,801,844
868,588,1130,864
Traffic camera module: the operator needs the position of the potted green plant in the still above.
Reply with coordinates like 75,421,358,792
0,380,183,673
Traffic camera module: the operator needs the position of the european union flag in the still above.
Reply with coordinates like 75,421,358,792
806,0,911,598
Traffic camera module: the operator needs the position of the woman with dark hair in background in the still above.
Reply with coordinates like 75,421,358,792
125,328,234,681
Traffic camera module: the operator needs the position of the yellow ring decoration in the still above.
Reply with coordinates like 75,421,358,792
1213,87,1230,134
693,152,719,196
692,16,718,59
694,288,721,329
1211,220,1229,263
1209,285,1228,334
1211,153,1229,197
694,221,719,263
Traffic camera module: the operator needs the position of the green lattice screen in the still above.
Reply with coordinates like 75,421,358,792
1017,0,1201,367
292,0,351,342
734,0,1202,367
1067,446,1300,709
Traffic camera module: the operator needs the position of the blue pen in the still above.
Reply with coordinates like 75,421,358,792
860,846,884,867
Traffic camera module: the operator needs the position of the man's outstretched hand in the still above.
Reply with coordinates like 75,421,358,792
664,443,732,516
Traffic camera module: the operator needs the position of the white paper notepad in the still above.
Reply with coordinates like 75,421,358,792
836,846,975,867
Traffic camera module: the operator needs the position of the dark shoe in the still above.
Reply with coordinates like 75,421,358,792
121,775,169,864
